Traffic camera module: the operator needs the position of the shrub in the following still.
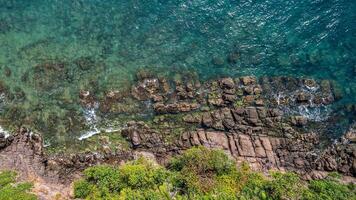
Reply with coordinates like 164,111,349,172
265,172,303,199
73,146,356,200
169,146,236,176
73,179,95,198
73,158,173,199
0,171,16,188
169,146,237,195
0,171,37,200
118,158,170,190
302,175,355,200
238,172,269,200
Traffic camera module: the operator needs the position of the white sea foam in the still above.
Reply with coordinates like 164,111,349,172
0,126,10,138
78,127,122,141
297,105,330,122
43,140,51,147
78,127,100,141
78,105,100,140
305,85,319,92
77,104,122,140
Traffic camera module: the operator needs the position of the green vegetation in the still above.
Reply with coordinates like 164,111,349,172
0,171,37,200
234,99,244,108
74,158,172,200
74,146,356,200
303,174,356,200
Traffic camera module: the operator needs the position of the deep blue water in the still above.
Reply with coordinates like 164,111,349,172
0,0,355,143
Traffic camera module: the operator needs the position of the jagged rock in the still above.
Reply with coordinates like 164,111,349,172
208,91,224,106
202,112,213,127
222,94,236,103
121,121,164,149
291,116,308,127
241,76,256,86
304,79,317,89
2,75,355,190
160,78,170,93
131,78,160,100
296,92,310,103
79,90,96,107
245,107,259,126
211,110,225,130
221,108,235,130
244,86,254,95
220,78,235,89
183,114,202,124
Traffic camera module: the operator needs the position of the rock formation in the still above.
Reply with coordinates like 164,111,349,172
0,75,355,198
121,75,355,178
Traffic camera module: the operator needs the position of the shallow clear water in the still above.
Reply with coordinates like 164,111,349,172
0,0,355,144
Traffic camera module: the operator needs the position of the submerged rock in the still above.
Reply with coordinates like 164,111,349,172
227,52,240,64
75,57,95,71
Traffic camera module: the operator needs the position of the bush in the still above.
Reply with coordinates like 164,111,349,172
302,175,356,200
169,146,236,176
73,146,356,200
0,171,37,200
73,158,173,199
169,146,238,195
265,172,303,199
118,158,170,190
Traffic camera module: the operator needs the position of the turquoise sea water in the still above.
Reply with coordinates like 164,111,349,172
0,0,355,146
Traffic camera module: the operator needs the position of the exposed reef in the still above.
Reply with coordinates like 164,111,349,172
121,75,355,178
0,75,355,188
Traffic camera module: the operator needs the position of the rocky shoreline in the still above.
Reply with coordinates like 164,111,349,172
0,75,355,198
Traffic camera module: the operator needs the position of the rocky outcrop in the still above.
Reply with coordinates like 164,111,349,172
0,127,134,186
120,75,355,178
0,75,354,194
121,120,355,177
0,127,46,179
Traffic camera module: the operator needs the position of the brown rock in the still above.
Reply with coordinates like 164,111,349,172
243,95,255,104
254,139,266,158
296,92,310,103
244,86,254,95
189,132,201,146
324,157,337,171
294,158,305,168
202,112,213,127
222,94,236,103
183,114,202,124
241,76,256,86
220,78,235,89
131,131,141,146
245,107,259,125
291,116,308,127
236,134,255,157
206,131,229,150
197,129,209,146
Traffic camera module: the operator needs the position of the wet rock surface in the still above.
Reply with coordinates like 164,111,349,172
0,127,134,185
0,75,355,187
122,75,355,177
